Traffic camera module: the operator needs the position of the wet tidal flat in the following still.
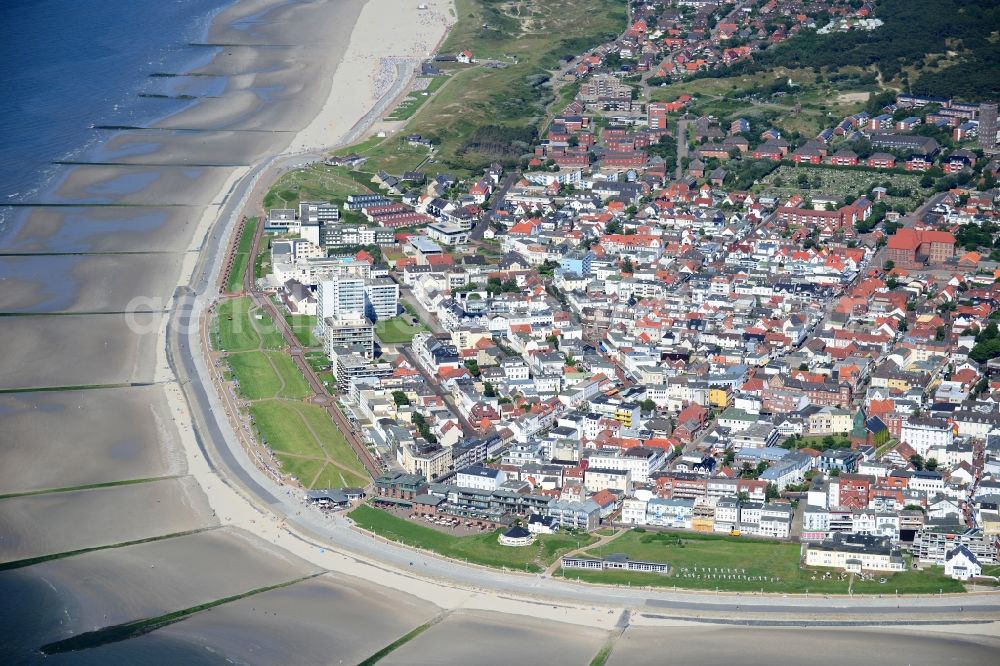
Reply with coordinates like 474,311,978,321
0,313,162,390
0,385,185,495
0,527,318,650
0,205,208,254
0,253,185,313
0,476,215,564
144,572,440,664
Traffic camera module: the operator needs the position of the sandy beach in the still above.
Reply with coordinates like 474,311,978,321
290,0,455,153
379,609,610,666
606,624,1000,666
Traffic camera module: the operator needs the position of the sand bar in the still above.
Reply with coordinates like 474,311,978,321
44,164,235,206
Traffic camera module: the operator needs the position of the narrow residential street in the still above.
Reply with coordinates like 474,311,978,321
675,117,690,180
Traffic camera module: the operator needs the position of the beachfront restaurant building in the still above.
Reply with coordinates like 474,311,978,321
561,553,670,574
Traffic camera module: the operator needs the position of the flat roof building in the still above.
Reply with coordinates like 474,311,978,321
324,317,374,358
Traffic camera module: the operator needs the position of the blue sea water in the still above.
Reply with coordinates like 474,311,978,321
0,0,237,201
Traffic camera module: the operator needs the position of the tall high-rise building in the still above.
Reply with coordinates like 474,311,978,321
317,277,366,323
317,275,398,336
979,102,998,153
364,278,400,321
323,317,374,358
648,102,668,131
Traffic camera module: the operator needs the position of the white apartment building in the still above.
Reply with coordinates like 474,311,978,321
645,498,695,528
807,481,828,509
714,499,740,532
803,507,830,534
621,497,649,525
502,358,530,381
400,442,452,481
365,278,400,321
900,417,953,457
850,511,900,540
319,277,366,321
455,465,506,491
318,276,398,332
273,255,372,287
584,467,631,493
739,501,763,528
805,535,905,572
907,471,945,495
587,446,665,484
758,505,793,539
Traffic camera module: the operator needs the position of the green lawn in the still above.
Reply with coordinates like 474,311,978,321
227,352,279,399
251,400,322,450
226,217,258,293
226,351,311,400
349,504,595,572
311,464,369,490
250,400,369,488
295,403,369,477
264,165,374,210
284,314,321,348
274,455,367,491
375,316,427,344
789,433,853,450
305,351,331,371
215,297,285,352
386,76,449,121
560,530,964,594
